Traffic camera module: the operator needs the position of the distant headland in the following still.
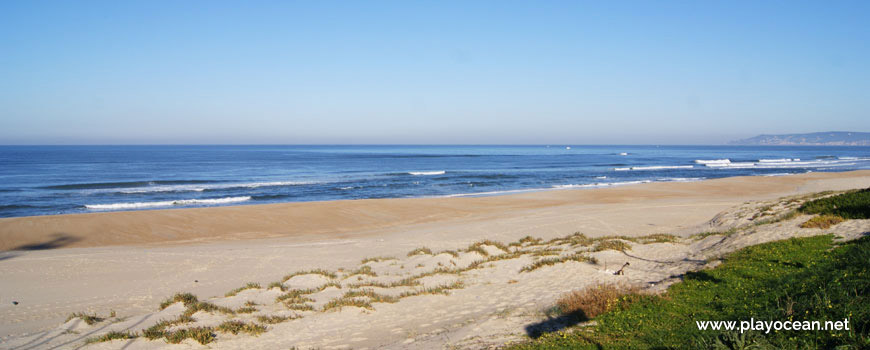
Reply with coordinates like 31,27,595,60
729,132,870,146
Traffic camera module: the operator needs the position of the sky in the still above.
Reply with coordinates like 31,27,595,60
1,1,868,145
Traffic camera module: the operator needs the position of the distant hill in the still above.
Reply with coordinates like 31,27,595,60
729,132,870,146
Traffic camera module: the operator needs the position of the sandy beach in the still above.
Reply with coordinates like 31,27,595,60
2,170,870,349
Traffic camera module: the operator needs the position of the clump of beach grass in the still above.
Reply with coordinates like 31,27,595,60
216,320,267,336
256,314,296,324
407,247,433,256
159,292,198,310
593,239,631,252
164,327,215,345
84,331,138,344
65,312,105,325
346,265,377,277
282,269,337,281
555,283,644,320
800,214,845,229
361,256,396,264
142,315,194,340
181,301,235,318
225,282,261,297
520,253,597,272
464,240,510,256
510,235,544,247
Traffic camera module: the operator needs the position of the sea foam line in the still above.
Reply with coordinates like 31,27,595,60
614,165,695,171
85,196,252,210
408,171,446,176
115,181,315,194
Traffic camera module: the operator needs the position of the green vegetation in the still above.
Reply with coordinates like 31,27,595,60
217,320,267,335
164,327,215,345
799,188,870,219
225,282,262,297
159,292,198,310
256,314,295,323
65,312,105,325
509,235,870,349
282,268,338,281
800,214,845,229
520,253,597,272
593,239,631,252
84,331,138,344
407,247,434,256
361,256,396,264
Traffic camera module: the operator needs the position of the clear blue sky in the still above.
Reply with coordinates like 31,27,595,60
1,1,868,145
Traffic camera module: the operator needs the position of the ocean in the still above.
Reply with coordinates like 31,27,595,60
1,145,868,218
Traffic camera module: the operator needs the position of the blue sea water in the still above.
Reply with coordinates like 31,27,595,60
0,145,869,218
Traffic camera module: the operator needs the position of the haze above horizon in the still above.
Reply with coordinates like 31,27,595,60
1,1,868,145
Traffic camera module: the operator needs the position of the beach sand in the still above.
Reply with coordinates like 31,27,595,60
1,170,869,349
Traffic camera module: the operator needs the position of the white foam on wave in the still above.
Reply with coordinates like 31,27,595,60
409,171,446,176
695,159,731,164
758,158,799,163
441,188,545,198
614,165,694,171
115,181,314,194
85,196,252,210
553,180,652,189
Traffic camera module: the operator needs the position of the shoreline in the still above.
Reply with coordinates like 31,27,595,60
2,170,870,252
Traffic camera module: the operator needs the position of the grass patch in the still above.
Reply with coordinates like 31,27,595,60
799,188,870,219
346,265,378,277
225,282,261,297
164,327,215,345
555,283,644,320
407,247,433,256
256,314,296,324
158,292,198,310
282,269,337,281
141,315,194,340
181,301,235,317
84,331,137,344
511,235,544,247
267,281,286,291
216,320,267,336
509,234,870,349
361,256,396,264
322,297,373,311
800,214,845,229
65,312,105,325
592,239,631,252
520,253,597,272
690,227,738,239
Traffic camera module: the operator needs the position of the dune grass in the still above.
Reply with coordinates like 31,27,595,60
800,214,845,229
158,292,198,310
225,282,262,297
217,320,267,336
282,269,337,281
361,256,396,264
84,331,138,344
164,327,215,345
509,234,870,349
520,253,597,272
592,239,631,252
256,314,296,324
408,247,434,256
65,312,105,325
555,283,644,320
799,188,870,219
